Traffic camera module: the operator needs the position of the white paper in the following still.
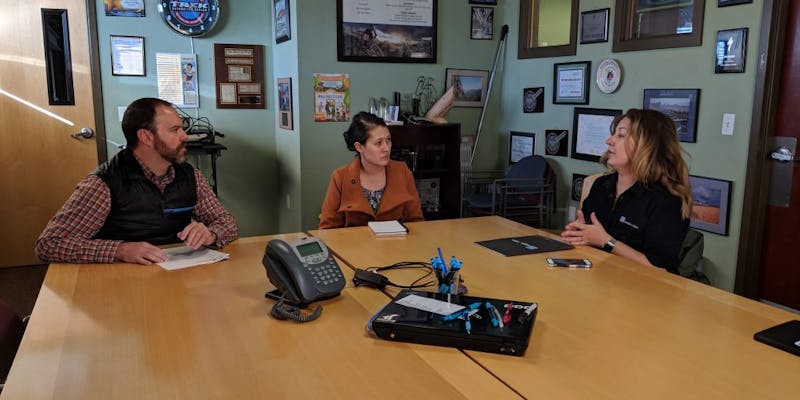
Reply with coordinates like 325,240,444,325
576,114,615,157
510,135,534,163
158,246,230,270
156,53,198,108
395,294,465,316
368,220,407,236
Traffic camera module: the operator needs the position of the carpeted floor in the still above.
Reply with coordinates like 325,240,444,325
0,265,48,319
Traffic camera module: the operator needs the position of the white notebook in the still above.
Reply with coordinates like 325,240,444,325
368,220,409,237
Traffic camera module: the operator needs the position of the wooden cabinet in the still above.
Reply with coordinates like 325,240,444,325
389,123,461,220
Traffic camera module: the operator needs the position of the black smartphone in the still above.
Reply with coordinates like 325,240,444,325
545,258,592,268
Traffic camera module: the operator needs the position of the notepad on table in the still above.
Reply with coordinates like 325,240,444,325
158,246,230,270
368,220,409,237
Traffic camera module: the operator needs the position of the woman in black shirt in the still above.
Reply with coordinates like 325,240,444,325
561,109,692,272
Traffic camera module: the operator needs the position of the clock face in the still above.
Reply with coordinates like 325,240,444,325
158,0,220,37
596,59,622,94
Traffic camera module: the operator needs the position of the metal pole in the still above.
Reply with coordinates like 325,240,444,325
470,24,509,165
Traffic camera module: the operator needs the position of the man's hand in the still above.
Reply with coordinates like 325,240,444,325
178,220,217,249
116,242,168,265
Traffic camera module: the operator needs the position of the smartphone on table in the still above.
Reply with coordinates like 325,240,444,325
545,258,592,268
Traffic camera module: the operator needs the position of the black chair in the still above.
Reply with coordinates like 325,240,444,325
462,155,556,228
0,299,25,393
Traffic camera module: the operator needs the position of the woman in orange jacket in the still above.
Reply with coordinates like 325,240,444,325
319,112,424,228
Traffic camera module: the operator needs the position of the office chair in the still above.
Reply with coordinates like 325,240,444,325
0,299,25,393
462,155,556,228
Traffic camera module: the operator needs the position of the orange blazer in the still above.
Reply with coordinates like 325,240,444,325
319,158,424,229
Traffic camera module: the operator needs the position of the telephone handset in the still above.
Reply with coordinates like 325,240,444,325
262,237,345,306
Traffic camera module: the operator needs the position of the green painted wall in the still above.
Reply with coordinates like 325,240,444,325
95,2,279,237
498,0,760,291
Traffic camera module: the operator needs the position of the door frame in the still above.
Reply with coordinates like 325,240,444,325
86,0,108,164
735,0,788,298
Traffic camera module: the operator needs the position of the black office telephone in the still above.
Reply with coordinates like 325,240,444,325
262,237,345,309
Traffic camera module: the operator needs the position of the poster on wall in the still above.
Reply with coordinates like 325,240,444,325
156,53,198,108
213,44,266,109
277,77,293,130
104,0,145,17
313,73,350,122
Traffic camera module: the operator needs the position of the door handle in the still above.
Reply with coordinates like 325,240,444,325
770,146,799,162
71,127,94,140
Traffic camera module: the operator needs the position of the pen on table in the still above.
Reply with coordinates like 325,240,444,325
503,302,513,325
485,302,502,328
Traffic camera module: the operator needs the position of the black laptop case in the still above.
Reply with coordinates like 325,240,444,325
753,320,800,357
369,290,537,356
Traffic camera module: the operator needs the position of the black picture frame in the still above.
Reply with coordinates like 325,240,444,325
571,107,621,162
545,129,568,156
470,6,494,40
643,88,701,143
469,0,497,4
715,28,748,73
277,77,293,130
336,0,437,63
689,175,732,236
274,0,291,44
718,0,752,6
523,87,544,113
509,131,535,164
110,35,145,77
580,8,609,44
553,61,590,104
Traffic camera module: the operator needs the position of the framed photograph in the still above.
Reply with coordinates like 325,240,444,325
718,0,752,6
509,131,535,164
277,77,293,130
274,0,291,44
445,68,489,108
571,107,621,162
571,174,588,202
545,129,569,156
643,88,701,143
104,0,145,17
715,28,748,73
336,0,437,63
469,0,497,4
689,175,732,236
523,87,544,113
470,7,493,40
110,35,145,76
554,61,590,104
580,8,609,44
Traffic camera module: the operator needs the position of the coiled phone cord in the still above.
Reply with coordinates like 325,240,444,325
270,295,322,323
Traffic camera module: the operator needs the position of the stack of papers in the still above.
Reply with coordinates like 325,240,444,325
158,246,230,270
368,220,409,237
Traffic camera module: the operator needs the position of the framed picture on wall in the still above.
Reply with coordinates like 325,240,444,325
509,131,535,164
110,35,145,76
470,6,493,40
571,107,621,162
715,28,748,73
469,0,497,4
580,8,609,44
274,0,291,44
104,0,145,17
523,87,544,113
643,88,701,143
718,0,752,6
445,68,489,107
554,61,590,104
571,173,588,202
336,0,437,63
689,175,732,236
277,77,293,130
545,129,568,156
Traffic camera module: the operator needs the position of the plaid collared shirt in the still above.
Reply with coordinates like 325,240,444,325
35,155,238,263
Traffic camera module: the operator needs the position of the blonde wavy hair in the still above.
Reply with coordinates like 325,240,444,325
600,109,693,219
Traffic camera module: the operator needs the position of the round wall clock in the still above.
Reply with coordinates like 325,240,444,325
158,0,221,37
596,59,622,94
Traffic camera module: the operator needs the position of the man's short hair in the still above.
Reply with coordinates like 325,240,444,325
121,98,174,148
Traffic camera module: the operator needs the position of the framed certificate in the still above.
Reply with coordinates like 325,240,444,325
110,35,145,76
553,61,590,104
571,107,621,162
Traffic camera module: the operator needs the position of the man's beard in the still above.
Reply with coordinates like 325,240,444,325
154,134,186,163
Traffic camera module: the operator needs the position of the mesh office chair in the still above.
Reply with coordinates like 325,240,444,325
462,155,556,228
0,299,25,393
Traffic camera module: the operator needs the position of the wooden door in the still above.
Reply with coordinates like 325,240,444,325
759,0,800,310
0,1,100,267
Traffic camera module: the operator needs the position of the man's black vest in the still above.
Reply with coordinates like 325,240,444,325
93,148,197,245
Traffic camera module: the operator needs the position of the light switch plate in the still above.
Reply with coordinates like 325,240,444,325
722,113,735,136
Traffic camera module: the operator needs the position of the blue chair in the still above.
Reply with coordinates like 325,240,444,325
462,155,556,228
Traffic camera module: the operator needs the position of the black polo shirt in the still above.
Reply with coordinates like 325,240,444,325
581,173,688,273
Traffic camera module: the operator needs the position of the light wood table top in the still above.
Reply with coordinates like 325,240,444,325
309,216,800,400
1,233,519,400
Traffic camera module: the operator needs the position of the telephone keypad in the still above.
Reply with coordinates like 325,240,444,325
306,257,344,286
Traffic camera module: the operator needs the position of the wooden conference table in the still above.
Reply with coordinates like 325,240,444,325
1,233,516,399
309,216,800,400
3,217,798,399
